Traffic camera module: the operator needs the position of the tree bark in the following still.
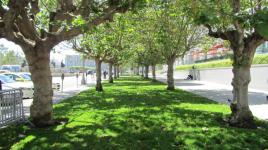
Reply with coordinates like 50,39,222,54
137,66,140,75
144,65,149,79
230,65,254,127
95,58,103,92
26,47,54,127
152,65,156,82
116,65,120,78
228,46,255,128
108,62,113,83
114,65,117,79
141,66,144,78
167,58,175,90
81,57,86,85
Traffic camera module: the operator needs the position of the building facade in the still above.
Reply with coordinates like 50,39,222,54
64,55,108,70
65,55,95,67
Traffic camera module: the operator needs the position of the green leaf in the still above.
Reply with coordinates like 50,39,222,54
256,22,268,39
72,15,86,27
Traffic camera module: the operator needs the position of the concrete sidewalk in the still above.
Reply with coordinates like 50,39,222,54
23,77,97,117
156,75,268,120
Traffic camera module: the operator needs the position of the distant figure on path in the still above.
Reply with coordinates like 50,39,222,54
103,70,107,79
186,74,193,80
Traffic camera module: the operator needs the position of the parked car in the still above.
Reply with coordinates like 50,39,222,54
16,72,32,81
17,72,59,90
0,74,34,98
0,70,10,73
0,65,21,72
18,72,31,79
2,73,27,82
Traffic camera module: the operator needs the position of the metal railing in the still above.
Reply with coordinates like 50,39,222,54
0,89,25,127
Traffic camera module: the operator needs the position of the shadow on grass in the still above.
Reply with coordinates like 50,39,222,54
1,76,268,150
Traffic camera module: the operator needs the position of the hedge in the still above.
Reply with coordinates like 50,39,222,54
69,66,95,70
176,53,268,70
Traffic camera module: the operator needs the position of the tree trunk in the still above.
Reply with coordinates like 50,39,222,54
95,58,103,92
81,57,86,85
116,65,120,78
204,52,208,60
167,58,175,90
108,62,113,83
141,66,144,78
137,66,140,75
152,65,156,82
132,65,135,75
144,65,149,79
227,40,258,128
26,48,54,127
229,65,254,127
114,65,117,79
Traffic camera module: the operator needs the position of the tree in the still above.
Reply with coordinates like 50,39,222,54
73,23,117,91
105,13,142,80
2,50,23,65
103,15,129,83
200,36,215,60
189,0,268,128
157,0,204,90
137,11,163,81
0,0,145,127
118,8,164,80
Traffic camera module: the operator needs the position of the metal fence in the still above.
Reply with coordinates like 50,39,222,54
0,89,25,127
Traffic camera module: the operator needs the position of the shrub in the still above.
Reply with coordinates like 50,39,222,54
252,53,268,64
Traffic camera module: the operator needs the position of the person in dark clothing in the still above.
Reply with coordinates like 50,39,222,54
103,71,107,79
186,74,193,80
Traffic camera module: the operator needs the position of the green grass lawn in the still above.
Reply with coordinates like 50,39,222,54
1,77,268,150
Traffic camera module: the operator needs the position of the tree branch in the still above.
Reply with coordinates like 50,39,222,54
48,5,122,47
3,3,35,49
245,31,266,50
204,24,229,40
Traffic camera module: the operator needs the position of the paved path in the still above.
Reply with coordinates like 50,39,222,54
23,76,97,116
156,75,268,121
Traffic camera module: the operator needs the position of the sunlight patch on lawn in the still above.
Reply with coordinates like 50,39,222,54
11,135,36,150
